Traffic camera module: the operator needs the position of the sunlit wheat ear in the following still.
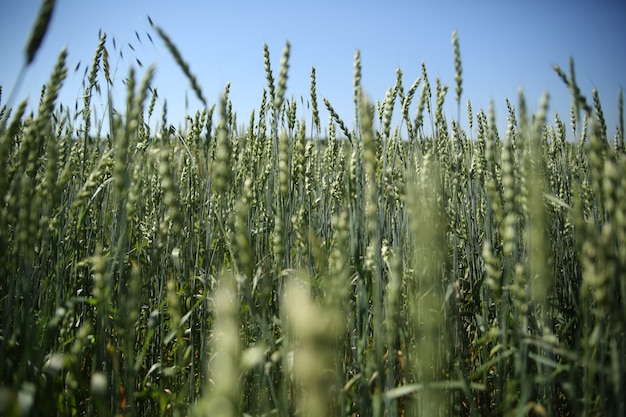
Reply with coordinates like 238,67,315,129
292,119,306,187
323,114,336,169
274,40,291,111
278,129,290,197
420,61,432,115
382,87,395,139
324,97,352,143
283,281,339,417
394,67,405,102
353,49,362,127
195,274,240,417
473,109,487,175
592,88,608,144
501,126,518,258
309,67,321,134
263,44,276,103
376,99,383,125
360,92,377,238
213,96,232,196
303,139,315,202
256,89,268,139
286,97,297,131
434,77,449,131
81,33,106,139
505,98,517,130
466,98,473,132
401,75,420,139
415,78,428,132
452,31,463,108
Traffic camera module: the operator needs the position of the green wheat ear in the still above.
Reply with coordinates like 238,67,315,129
25,0,57,65
274,40,291,112
310,67,321,134
452,30,463,113
4,0,57,113
263,44,276,103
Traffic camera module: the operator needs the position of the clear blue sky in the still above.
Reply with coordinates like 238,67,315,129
1,0,624,139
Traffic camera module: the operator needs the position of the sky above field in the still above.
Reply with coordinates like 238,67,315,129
1,0,624,139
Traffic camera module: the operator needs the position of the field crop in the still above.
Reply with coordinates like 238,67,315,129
1,2,625,416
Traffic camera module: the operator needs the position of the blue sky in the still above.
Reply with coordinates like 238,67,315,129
1,0,624,139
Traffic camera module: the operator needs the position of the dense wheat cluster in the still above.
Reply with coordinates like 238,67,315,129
1,3,625,417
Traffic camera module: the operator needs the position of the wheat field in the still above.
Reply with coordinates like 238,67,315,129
0,2,625,416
